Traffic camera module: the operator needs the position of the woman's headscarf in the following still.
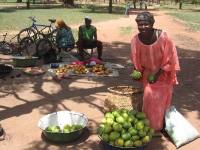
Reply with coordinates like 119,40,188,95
135,12,155,25
55,19,71,30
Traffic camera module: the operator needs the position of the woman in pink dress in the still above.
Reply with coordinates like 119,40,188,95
131,12,180,133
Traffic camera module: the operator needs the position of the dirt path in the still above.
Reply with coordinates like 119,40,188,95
0,10,200,150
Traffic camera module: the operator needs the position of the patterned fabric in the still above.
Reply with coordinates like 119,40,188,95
56,28,75,49
131,31,180,130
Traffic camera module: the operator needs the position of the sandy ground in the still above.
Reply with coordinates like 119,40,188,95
0,9,200,150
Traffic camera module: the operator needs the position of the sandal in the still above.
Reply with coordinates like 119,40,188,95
153,131,163,137
0,127,5,141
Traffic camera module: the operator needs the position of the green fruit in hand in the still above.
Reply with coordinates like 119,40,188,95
148,75,155,83
112,110,120,117
131,70,142,80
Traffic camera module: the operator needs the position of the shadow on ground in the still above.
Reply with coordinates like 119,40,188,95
0,41,199,149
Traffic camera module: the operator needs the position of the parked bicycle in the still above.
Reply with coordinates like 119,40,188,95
35,28,58,57
17,16,56,43
0,33,22,56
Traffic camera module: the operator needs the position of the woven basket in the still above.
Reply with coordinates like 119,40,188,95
104,86,143,112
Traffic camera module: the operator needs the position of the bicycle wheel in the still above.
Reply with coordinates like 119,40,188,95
36,38,52,57
20,37,34,50
0,42,13,55
17,27,36,43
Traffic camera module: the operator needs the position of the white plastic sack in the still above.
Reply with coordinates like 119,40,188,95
165,106,200,148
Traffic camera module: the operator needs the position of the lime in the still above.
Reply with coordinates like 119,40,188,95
124,140,134,147
123,122,132,129
142,135,150,144
121,133,131,141
122,112,129,120
136,121,144,130
136,112,146,119
143,119,150,126
115,138,124,147
116,116,125,124
144,126,150,133
112,110,120,117
131,135,140,141
138,130,146,137
102,134,109,142
103,124,112,134
113,123,122,132
133,140,142,147
102,118,107,124
105,112,114,119
128,127,138,136
106,117,114,125
128,110,137,116
109,132,120,141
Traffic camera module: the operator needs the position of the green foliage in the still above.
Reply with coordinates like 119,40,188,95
0,7,123,30
160,3,200,31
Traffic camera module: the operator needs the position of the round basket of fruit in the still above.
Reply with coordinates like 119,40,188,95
98,109,154,150
38,111,88,142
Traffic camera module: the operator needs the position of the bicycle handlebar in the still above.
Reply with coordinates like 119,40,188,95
28,16,36,22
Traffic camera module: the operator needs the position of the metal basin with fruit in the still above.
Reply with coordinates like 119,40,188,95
98,109,153,150
38,111,88,142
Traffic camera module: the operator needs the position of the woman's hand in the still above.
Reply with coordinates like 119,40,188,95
147,69,163,84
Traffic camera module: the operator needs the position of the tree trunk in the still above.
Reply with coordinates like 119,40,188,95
133,0,136,9
32,0,35,4
179,1,183,9
108,0,112,13
17,0,22,2
26,0,30,9
66,0,74,6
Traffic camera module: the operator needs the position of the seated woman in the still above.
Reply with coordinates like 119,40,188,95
55,19,75,52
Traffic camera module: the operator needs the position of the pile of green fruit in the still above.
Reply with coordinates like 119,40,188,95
45,124,83,133
98,109,154,148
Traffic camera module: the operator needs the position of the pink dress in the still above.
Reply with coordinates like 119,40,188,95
131,31,180,131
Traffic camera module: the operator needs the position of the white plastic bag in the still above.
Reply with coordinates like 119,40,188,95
165,106,200,148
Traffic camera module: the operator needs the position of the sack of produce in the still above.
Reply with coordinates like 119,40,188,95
165,106,200,148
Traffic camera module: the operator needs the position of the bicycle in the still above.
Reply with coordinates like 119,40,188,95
0,33,22,56
17,16,56,43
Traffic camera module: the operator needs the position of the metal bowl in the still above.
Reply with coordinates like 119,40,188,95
0,64,13,78
12,56,38,67
38,111,88,143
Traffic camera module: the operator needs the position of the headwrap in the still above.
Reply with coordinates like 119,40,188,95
135,12,155,25
55,19,70,30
